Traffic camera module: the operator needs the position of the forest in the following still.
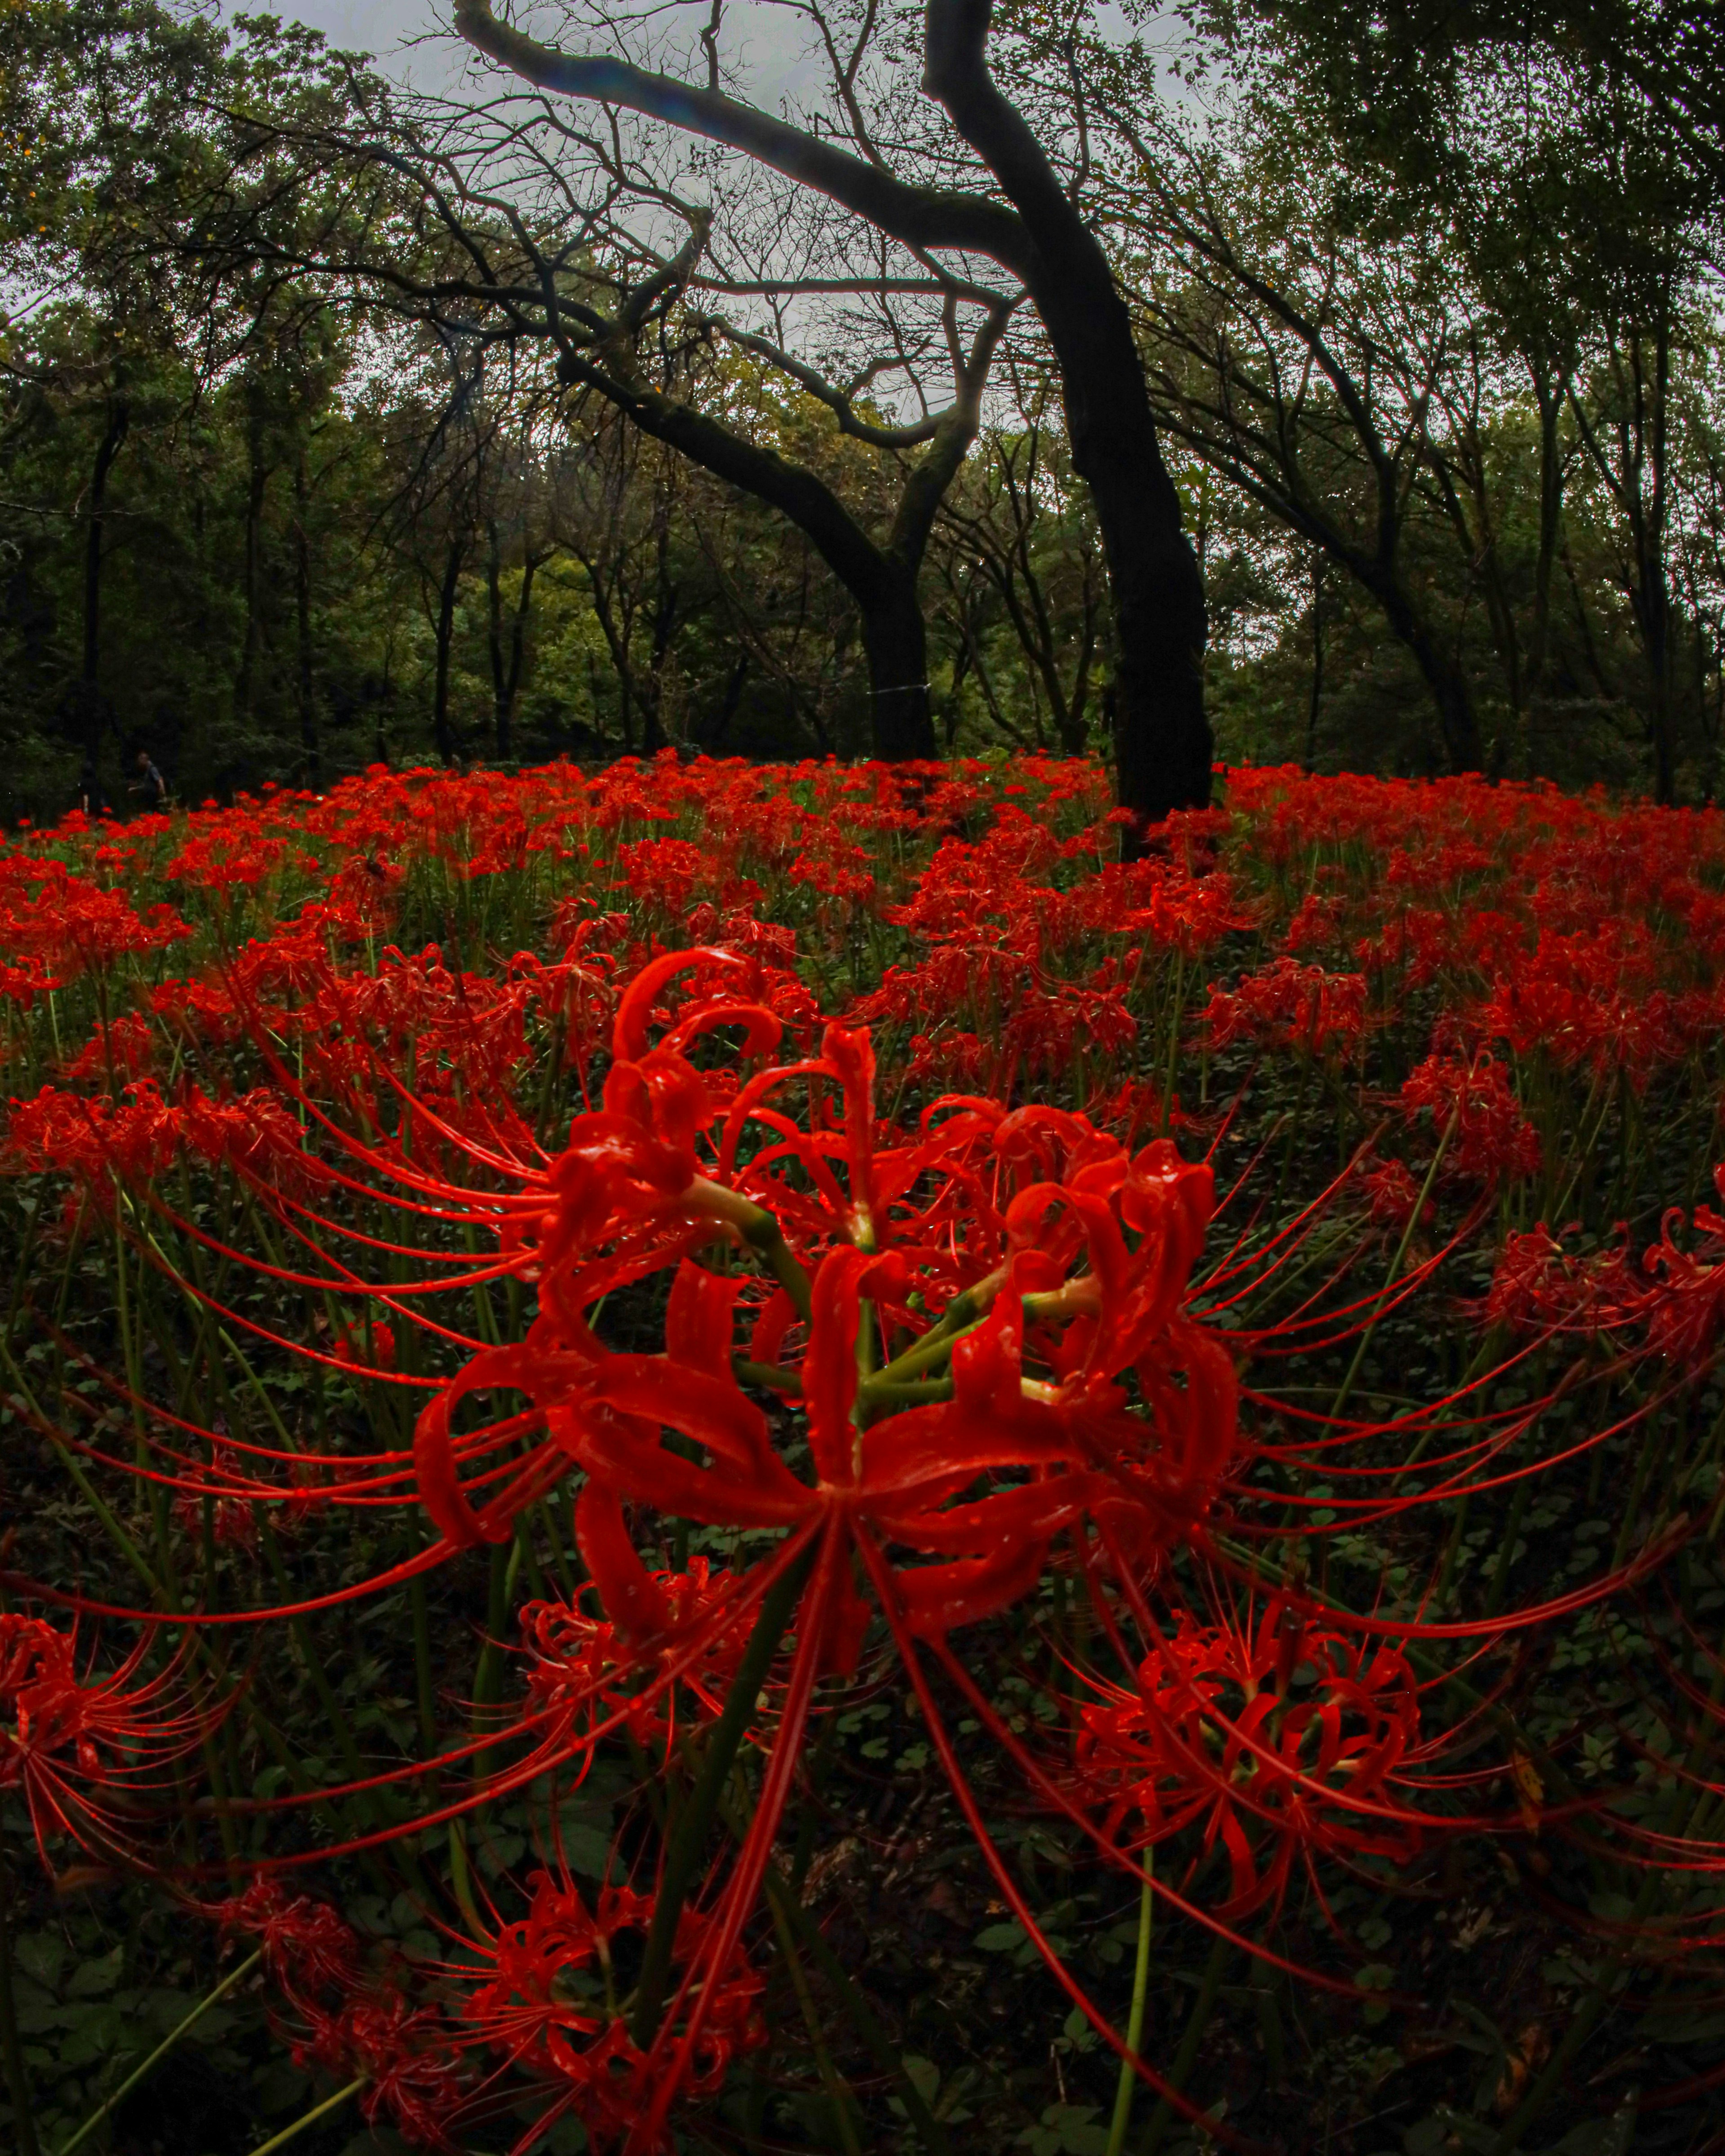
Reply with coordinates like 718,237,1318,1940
9,6,1725,2156
4,0,1723,820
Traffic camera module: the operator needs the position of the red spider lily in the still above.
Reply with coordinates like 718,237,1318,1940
1401,1053,1541,1187
0,1613,203,1871
518,1556,745,1754
1200,958,1370,1060
171,1452,261,1552
380,956,1242,2146
0,870,190,978
1638,1178,1725,1374
334,1320,398,1370
293,1989,469,2152
455,1869,767,2153
1484,1225,1632,1339
203,1875,360,2004
1072,1599,1442,1922
1353,1156,1434,1237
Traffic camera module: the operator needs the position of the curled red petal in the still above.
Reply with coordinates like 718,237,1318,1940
574,1481,672,1642
612,948,740,1060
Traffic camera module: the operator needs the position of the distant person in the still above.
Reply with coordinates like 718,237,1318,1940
130,748,168,810
77,758,111,819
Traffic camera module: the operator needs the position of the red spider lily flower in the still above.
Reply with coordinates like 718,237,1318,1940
0,1613,203,1872
376,958,1238,2142
293,1989,469,2152
1637,1176,1725,1373
518,1556,745,1754
1200,959,1370,1060
456,1870,767,2153
1073,1599,1440,1921
171,1462,260,1552
62,1011,156,1082
1483,1225,1632,1339
0,872,190,978
203,1875,360,2005
1353,1157,1434,1237
334,1320,398,1370
1401,1053,1541,1187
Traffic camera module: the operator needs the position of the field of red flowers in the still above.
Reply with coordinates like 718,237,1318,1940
3,753,1725,2156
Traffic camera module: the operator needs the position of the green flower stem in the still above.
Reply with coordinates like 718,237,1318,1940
764,1886,866,2156
1104,1855,1155,2156
631,1539,815,2049
732,1357,803,1397
248,2077,366,2155
860,1376,955,1407
1325,1105,1456,1428
1137,1928,1230,2156
756,1860,951,2156
59,1948,263,2156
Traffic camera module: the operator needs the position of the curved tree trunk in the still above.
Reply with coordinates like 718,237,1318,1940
860,572,936,760
560,350,946,760
924,0,1211,834
235,423,271,728
454,0,1196,804
294,450,318,780
79,395,130,754
1371,578,1484,772
433,535,464,765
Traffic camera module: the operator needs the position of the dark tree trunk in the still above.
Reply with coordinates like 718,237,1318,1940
860,574,936,760
235,427,270,725
502,556,536,762
487,520,507,753
1072,378,1210,828
433,535,465,765
80,397,130,751
1645,576,1674,804
706,653,750,751
1527,375,1565,700
923,0,1210,835
487,521,541,763
1367,575,1484,773
639,516,678,755
1305,556,1325,773
294,451,318,778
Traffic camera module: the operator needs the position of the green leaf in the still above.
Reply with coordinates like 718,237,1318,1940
14,1934,65,1989
975,1922,1027,1952
66,1947,124,1998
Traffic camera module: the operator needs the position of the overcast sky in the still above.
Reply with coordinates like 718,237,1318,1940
271,0,437,62
227,0,825,103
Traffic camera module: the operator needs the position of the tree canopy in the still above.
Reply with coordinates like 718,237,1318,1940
0,0,1720,817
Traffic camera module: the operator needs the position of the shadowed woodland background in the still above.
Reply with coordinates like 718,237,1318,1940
2,0,1723,815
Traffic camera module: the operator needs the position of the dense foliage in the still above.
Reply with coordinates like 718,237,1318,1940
3,755,1725,2155
2,0,1723,818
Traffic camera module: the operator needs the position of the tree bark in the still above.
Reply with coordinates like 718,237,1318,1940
433,535,465,765
235,422,271,726
1371,576,1483,773
79,395,130,751
489,519,537,762
860,571,936,760
705,652,750,751
923,0,1211,831
294,450,318,778
1305,555,1325,772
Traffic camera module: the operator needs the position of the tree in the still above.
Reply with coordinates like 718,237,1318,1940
438,0,1211,825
